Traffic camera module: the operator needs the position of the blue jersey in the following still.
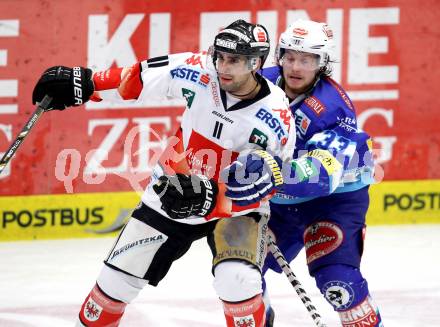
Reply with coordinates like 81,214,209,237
262,66,375,204
260,69,382,323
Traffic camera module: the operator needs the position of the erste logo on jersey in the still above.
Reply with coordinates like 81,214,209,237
255,108,288,145
295,109,311,137
170,66,210,88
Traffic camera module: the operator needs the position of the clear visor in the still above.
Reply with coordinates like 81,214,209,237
207,45,259,76
279,50,320,72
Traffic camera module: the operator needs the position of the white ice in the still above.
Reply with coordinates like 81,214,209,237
0,224,439,327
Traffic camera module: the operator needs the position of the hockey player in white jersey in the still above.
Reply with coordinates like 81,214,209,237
32,20,295,326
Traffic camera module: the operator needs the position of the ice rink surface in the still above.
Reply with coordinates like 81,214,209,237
0,224,439,327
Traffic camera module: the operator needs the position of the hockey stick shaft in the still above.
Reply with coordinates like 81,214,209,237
0,95,52,175
268,236,327,327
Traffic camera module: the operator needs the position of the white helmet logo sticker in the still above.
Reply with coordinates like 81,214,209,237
292,27,308,36
322,25,334,39
253,26,267,42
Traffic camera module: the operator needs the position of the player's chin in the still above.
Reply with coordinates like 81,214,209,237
218,78,235,91
286,78,310,93
285,75,303,85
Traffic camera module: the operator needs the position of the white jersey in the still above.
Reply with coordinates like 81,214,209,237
97,52,296,224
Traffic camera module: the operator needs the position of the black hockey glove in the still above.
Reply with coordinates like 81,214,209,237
32,66,94,110
152,173,218,219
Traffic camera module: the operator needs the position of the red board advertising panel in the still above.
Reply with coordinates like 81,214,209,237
0,0,439,197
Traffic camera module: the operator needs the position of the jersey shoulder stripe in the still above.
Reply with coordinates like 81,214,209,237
146,55,169,67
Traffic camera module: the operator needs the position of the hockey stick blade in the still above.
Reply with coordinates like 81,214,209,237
268,235,327,327
0,95,52,175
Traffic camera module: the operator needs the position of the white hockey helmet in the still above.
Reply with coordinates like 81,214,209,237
276,19,335,69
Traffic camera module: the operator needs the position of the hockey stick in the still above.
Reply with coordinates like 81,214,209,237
267,235,327,327
0,95,52,175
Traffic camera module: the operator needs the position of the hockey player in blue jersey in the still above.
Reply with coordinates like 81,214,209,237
222,20,384,326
